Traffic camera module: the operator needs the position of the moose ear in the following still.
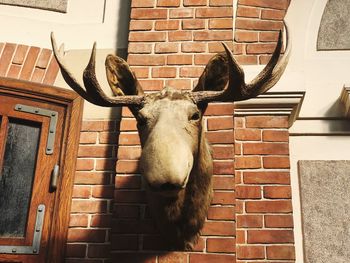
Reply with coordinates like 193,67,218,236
193,53,229,92
105,54,144,96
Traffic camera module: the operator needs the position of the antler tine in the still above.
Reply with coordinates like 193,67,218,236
191,22,290,104
51,33,144,107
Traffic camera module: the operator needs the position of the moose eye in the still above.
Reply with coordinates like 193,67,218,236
190,112,200,121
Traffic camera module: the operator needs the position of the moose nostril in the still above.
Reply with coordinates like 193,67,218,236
160,183,181,191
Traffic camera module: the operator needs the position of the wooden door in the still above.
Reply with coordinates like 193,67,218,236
0,79,83,263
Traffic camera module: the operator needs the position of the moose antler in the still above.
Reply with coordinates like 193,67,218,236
50,33,144,107
191,22,290,103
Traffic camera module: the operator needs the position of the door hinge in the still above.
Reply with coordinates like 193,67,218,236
14,104,58,155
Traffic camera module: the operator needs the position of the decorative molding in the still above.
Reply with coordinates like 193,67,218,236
340,85,350,118
234,91,305,127
0,0,68,13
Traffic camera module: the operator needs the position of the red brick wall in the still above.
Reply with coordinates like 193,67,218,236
65,0,294,262
0,42,58,84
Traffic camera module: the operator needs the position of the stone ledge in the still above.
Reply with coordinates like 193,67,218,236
234,91,305,127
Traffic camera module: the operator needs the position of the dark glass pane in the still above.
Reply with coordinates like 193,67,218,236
0,119,41,237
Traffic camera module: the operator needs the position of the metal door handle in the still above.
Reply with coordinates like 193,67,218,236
50,164,59,192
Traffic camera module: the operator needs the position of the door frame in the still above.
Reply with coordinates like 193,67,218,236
0,77,83,263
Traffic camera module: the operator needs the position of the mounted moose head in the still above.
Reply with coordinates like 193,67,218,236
51,24,290,250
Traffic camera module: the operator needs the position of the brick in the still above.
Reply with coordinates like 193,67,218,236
209,18,233,29
72,185,91,198
202,221,235,236
66,244,86,258
212,146,234,159
243,142,289,155
235,30,259,42
235,156,261,169
167,54,193,65
168,31,193,41
111,235,139,250
260,31,280,42
205,103,234,115
152,67,177,78
129,20,153,31
165,79,192,90
235,128,261,140
155,43,179,53
237,6,260,18
247,230,294,244
158,252,188,262
99,132,118,144
181,43,206,54
128,54,166,66
112,253,156,263
7,64,21,79
236,18,283,31
196,7,233,18
236,185,261,199
76,159,94,171
207,237,235,253
142,235,170,250
169,8,194,18
116,160,139,173
128,43,153,54
213,161,234,174
0,43,16,76
207,206,235,220
210,0,233,6
212,176,234,190
118,133,141,145
246,200,293,213
36,48,51,68
180,66,203,78
79,132,97,144
74,172,111,185
238,0,290,10
261,9,286,20
112,219,156,234
19,46,40,80
43,56,59,85
235,55,258,65
211,191,235,205
264,186,291,199
78,145,114,158
81,120,115,131
207,117,234,130
267,246,295,260
92,185,114,198
129,32,166,42
114,205,140,218
237,246,265,259
139,79,164,91
67,229,106,242
31,68,44,83
131,8,167,20
194,54,214,65
194,31,233,41
120,118,137,131
265,215,294,228
117,146,141,160
247,43,276,54
69,214,89,227
206,131,234,144
96,158,116,171
132,67,150,78
237,215,263,228
90,214,111,227
182,19,205,30
236,230,245,244
12,44,29,64
189,253,235,263
184,0,206,6
243,171,290,184
157,0,180,7
114,190,146,203
155,20,180,31
208,42,243,54
263,156,290,169
263,130,289,142
88,244,111,258
71,200,107,213
131,0,155,8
